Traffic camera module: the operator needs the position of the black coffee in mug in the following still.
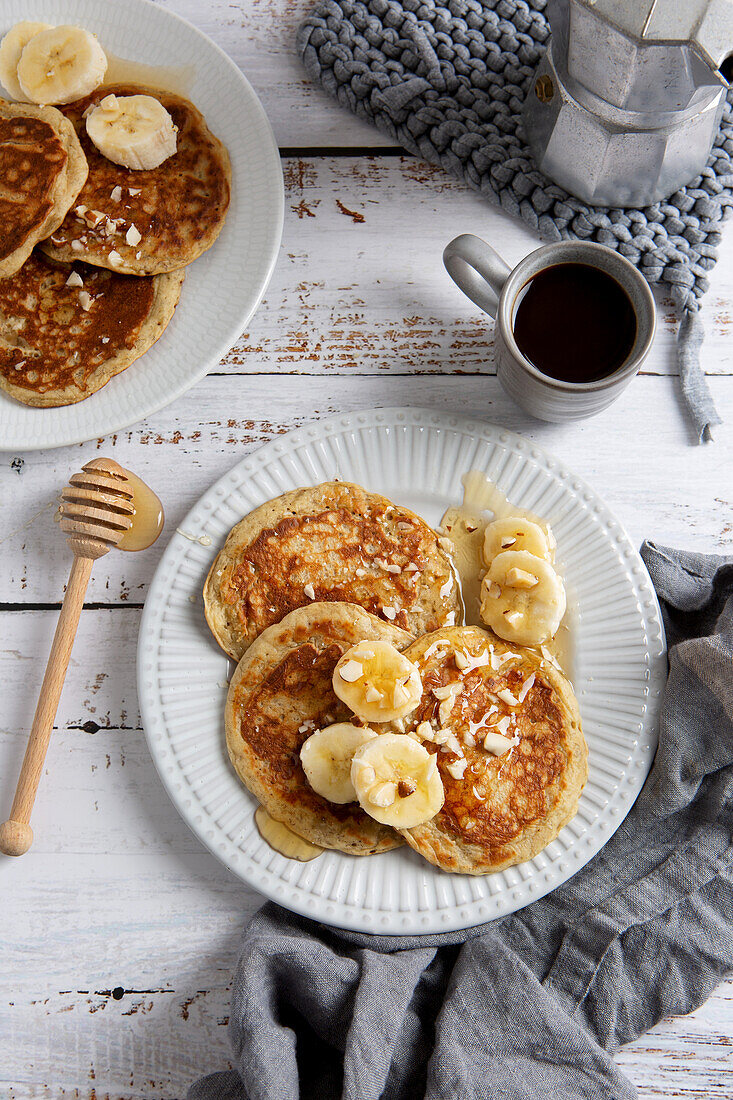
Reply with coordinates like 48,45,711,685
512,262,637,384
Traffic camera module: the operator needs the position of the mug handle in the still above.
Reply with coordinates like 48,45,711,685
443,234,512,319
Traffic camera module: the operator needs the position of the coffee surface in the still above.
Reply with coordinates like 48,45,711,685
512,263,637,384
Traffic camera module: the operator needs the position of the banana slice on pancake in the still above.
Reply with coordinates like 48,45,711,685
351,734,444,828
17,25,107,105
480,549,566,646
86,93,178,170
483,517,555,565
332,640,422,723
0,21,52,101
300,722,378,804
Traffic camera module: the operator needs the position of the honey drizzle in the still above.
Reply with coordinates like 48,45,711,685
440,470,576,681
117,469,164,552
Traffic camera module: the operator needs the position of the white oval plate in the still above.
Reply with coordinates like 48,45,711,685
138,409,666,935
0,0,283,450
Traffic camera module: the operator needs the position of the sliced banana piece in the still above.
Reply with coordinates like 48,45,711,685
0,21,52,101
300,722,378,804
480,549,566,646
254,806,323,861
17,25,107,105
332,640,422,723
483,516,554,566
85,93,177,170
351,733,444,829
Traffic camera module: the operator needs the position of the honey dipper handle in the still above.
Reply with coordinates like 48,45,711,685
0,555,93,856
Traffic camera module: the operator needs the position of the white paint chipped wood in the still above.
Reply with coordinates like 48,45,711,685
1,0,732,1095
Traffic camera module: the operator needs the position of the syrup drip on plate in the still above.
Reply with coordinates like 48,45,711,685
104,54,196,96
254,806,324,861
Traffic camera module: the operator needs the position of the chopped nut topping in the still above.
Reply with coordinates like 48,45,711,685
111,185,122,202
101,336,109,344
369,780,397,808
404,563,419,573
517,673,536,703
78,290,92,311
497,688,519,707
506,567,539,589
108,250,123,266
365,685,382,703
65,271,83,288
483,730,515,755
446,758,468,780
382,606,398,621
126,224,142,247
70,240,84,252
128,187,142,196
338,660,363,682
303,583,315,600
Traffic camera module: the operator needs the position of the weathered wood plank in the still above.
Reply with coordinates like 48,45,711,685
1,374,731,606
157,0,397,149
220,157,732,379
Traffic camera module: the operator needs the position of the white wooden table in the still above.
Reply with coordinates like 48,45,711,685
2,1,732,1095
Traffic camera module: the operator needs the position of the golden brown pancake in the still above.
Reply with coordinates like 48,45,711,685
205,481,463,662
225,602,412,855
396,626,587,874
0,101,87,277
0,251,183,406
40,84,231,275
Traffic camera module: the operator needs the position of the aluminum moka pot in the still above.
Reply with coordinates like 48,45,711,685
523,0,733,207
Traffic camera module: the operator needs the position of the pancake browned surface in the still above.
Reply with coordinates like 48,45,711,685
226,602,412,855
40,84,230,275
397,626,587,874
0,101,87,277
0,252,183,406
205,481,463,662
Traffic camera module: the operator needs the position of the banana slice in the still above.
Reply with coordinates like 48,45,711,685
483,517,554,566
254,806,323,861
85,93,177,170
300,722,378,804
17,25,107,105
480,549,566,646
351,733,444,828
0,22,52,101
332,640,422,723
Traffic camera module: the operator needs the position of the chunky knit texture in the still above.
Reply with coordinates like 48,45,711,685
297,0,733,440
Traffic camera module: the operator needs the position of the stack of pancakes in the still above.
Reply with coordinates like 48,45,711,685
0,84,230,406
206,481,588,875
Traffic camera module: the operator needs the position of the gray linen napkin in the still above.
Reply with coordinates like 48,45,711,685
296,0,733,441
189,542,733,1100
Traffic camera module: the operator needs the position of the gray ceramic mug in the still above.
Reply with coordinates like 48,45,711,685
443,235,656,422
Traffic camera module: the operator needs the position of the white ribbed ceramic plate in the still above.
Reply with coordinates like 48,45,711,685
0,0,283,450
138,409,666,935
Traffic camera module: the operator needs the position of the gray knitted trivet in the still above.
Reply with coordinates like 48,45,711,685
297,0,733,441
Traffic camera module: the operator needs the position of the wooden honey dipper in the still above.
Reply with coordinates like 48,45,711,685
0,458,163,857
